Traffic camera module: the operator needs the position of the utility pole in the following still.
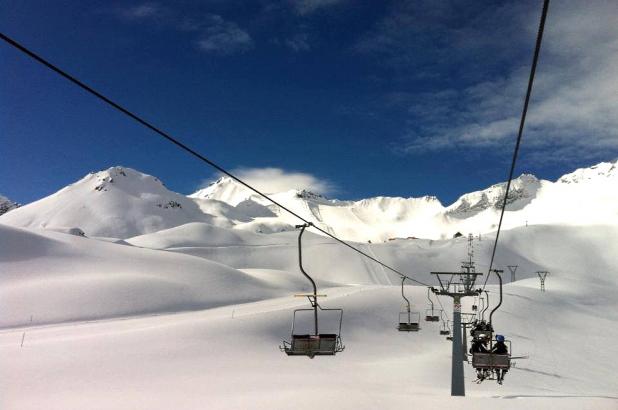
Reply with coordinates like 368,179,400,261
537,271,549,291
507,265,518,283
430,234,482,397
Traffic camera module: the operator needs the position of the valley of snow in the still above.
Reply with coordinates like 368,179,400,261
1,161,617,409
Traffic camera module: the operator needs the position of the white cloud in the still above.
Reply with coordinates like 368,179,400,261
291,0,346,15
363,1,618,164
197,15,253,54
118,3,165,20
285,32,310,52
116,5,253,55
209,167,336,195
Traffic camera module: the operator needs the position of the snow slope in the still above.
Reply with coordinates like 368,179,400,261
1,223,617,409
0,224,301,328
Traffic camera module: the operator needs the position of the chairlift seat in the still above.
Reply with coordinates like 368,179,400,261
439,330,450,335
398,311,420,332
472,353,510,369
425,315,440,322
398,322,420,332
283,334,343,357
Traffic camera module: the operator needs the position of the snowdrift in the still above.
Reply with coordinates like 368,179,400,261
0,224,296,328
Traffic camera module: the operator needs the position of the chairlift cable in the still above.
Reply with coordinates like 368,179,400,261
481,0,550,291
0,32,430,287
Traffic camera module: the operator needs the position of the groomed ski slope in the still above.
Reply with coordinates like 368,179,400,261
1,283,616,409
1,223,617,409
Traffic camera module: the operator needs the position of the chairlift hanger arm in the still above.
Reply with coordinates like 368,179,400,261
297,223,317,297
489,270,503,327
426,287,434,310
400,277,411,311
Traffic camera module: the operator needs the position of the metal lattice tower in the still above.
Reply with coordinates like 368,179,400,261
537,271,549,291
507,265,518,283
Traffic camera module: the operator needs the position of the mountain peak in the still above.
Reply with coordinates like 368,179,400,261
445,172,542,217
0,166,211,238
557,160,618,184
189,176,260,206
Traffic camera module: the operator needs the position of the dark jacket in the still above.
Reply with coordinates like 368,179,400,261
491,341,508,355
470,341,489,354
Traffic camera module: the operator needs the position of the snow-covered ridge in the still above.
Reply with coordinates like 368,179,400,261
0,194,19,216
445,174,542,217
1,160,617,241
557,161,618,184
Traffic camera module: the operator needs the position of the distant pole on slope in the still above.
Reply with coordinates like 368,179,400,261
507,265,518,283
537,271,549,291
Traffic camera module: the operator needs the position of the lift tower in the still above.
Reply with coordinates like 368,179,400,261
537,270,549,291
431,234,482,397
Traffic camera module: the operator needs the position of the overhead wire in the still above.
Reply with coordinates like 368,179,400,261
0,31,430,287
481,0,550,291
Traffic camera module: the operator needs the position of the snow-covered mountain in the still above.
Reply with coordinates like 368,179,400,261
1,161,617,241
0,194,19,216
190,161,618,241
0,167,219,238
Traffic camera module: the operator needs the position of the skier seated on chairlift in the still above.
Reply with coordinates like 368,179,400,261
491,334,509,384
470,338,489,354
470,337,490,381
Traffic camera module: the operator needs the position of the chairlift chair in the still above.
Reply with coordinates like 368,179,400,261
280,223,345,358
471,338,512,383
425,288,441,321
282,300,344,358
471,269,513,384
398,277,420,331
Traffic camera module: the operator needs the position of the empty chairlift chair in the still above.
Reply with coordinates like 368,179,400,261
280,223,344,358
398,277,420,331
425,288,441,321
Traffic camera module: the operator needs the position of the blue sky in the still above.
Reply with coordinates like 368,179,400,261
2,0,617,205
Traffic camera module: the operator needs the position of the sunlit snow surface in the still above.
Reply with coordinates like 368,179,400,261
1,162,617,409
1,223,617,409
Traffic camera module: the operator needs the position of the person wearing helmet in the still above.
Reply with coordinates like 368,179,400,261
470,336,489,354
492,335,508,354
491,335,509,384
